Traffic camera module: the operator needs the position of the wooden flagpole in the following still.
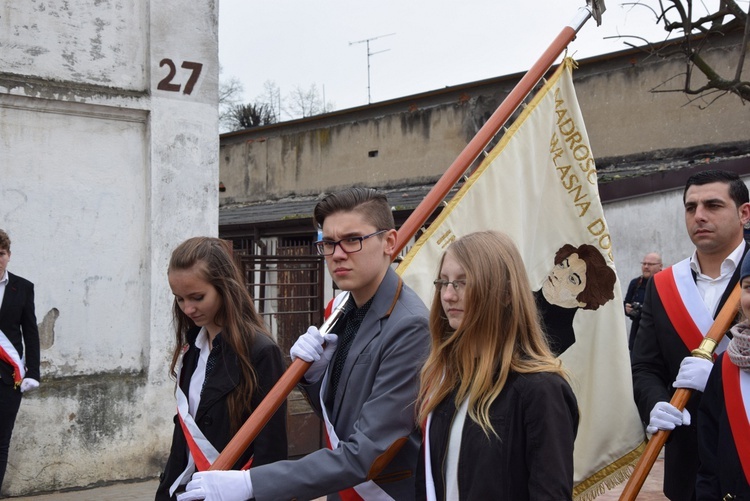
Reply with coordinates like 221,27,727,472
209,1,606,472
393,3,603,255
619,283,741,500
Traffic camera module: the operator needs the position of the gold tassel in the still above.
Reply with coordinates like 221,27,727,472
573,442,646,501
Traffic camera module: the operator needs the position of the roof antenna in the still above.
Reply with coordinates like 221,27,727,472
349,33,395,104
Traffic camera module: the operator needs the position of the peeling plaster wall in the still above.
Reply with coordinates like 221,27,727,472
0,0,218,495
1,1,147,89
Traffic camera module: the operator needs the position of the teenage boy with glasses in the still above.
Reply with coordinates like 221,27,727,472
179,187,430,501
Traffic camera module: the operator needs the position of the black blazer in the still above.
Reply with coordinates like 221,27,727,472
0,272,40,385
631,245,748,501
155,328,288,500
416,372,579,500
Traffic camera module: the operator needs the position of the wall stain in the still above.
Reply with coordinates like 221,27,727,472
36,371,146,449
83,276,112,306
399,108,433,140
89,18,108,61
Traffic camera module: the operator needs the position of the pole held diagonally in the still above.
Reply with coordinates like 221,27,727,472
619,283,741,500
210,0,607,472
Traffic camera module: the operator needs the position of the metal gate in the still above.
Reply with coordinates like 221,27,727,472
236,242,327,457
238,246,325,354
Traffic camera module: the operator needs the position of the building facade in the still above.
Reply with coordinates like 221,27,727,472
1,1,219,495
218,31,749,350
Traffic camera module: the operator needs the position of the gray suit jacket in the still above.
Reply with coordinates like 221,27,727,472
251,267,430,501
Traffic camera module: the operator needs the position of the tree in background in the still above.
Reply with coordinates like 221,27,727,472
220,78,336,131
622,0,749,104
219,68,245,132
284,83,335,118
227,103,277,129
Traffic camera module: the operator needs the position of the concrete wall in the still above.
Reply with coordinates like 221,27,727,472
222,106,471,201
0,0,219,495
606,188,700,293
219,33,749,204
580,43,749,158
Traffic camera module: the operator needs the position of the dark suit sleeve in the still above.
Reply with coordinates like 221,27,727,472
250,338,288,466
624,278,637,306
21,281,40,381
696,355,724,500
631,279,671,426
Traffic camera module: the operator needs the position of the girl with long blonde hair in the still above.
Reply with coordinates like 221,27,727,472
416,231,579,500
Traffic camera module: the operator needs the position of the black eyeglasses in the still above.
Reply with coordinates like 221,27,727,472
315,230,388,256
433,279,467,293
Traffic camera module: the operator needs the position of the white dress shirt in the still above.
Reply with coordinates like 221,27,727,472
689,241,746,316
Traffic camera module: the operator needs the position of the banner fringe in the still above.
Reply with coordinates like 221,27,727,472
573,442,646,501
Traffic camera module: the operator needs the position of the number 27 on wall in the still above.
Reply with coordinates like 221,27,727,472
157,59,203,95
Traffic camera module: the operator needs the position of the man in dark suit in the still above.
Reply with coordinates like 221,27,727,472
0,229,40,491
632,170,750,500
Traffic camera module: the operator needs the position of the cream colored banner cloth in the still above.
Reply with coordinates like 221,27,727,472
397,58,645,500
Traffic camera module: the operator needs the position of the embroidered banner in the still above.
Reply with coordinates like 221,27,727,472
397,59,645,500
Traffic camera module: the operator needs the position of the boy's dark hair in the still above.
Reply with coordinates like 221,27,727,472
313,187,395,231
0,229,10,252
683,170,749,207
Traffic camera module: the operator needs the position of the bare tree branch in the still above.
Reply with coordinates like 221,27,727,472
613,0,750,105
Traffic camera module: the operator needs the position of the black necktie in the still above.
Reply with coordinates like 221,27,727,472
201,335,222,395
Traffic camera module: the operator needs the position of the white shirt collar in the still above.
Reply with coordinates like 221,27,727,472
689,240,746,279
0,270,8,285
194,326,210,353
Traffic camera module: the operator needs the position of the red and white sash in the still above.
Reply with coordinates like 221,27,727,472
169,349,221,496
722,356,750,484
319,370,394,501
169,343,254,495
653,259,730,354
0,329,25,387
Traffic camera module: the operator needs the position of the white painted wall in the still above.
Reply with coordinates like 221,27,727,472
0,0,218,495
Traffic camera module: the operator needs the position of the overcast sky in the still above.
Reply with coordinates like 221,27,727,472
218,1,699,116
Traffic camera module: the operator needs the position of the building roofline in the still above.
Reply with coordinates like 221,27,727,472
220,29,744,142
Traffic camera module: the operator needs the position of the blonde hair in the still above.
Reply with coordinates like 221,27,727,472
417,231,567,436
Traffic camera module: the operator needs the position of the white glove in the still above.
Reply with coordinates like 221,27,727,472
673,356,713,393
20,378,39,393
176,470,253,501
289,326,339,383
646,401,691,434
